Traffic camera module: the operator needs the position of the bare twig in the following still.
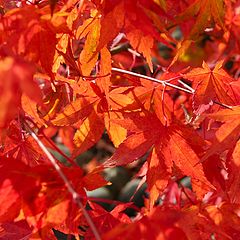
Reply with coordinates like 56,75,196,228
111,67,194,94
24,122,101,240
178,79,195,92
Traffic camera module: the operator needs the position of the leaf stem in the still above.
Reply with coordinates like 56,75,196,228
24,122,101,240
111,67,194,94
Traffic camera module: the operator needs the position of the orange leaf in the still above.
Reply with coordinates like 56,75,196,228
52,96,99,126
96,1,125,52
184,61,235,113
96,47,112,95
177,0,225,40
104,111,127,147
0,6,67,75
77,17,101,75
73,109,105,157
21,93,46,127
207,106,240,122
126,29,154,72
205,202,240,239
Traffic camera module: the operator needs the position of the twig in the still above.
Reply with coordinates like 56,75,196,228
111,67,194,94
212,100,233,109
178,79,195,92
110,43,131,55
24,122,101,240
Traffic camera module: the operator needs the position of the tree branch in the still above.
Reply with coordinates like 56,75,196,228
111,67,194,94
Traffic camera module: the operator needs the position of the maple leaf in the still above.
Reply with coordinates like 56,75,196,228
103,202,235,240
54,85,132,156
37,83,74,122
0,155,107,238
52,47,113,127
96,47,112,96
177,204,232,239
52,95,99,126
77,17,101,75
227,139,240,204
102,205,207,240
87,0,171,72
0,57,41,127
21,93,46,127
1,0,240,239
104,112,214,201
170,0,226,64
73,109,105,157
168,40,192,68
0,179,20,223
177,0,225,40
0,220,32,240
0,121,46,166
123,1,172,72
125,29,154,72
52,56,136,152
183,61,235,113
202,154,226,192
205,202,240,239
83,202,131,239
58,126,75,153
111,75,175,125
147,146,172,209
200,106,240,163
96,1,125,54
224,0,240,52
104,111,128,147
0,6,69,76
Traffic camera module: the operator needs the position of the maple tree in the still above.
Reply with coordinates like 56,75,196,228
0,0,240,239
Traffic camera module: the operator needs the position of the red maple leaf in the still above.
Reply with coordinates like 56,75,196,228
103,112,214,207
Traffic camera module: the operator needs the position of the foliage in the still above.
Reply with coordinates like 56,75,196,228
0,0,240,239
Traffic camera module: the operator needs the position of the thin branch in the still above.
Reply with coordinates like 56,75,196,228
212,100,233,109
110,43,131,55
111,67,194,94
24,122,101,240
178,79,195,92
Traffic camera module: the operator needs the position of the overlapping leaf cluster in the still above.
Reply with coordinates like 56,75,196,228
0,0,240,239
